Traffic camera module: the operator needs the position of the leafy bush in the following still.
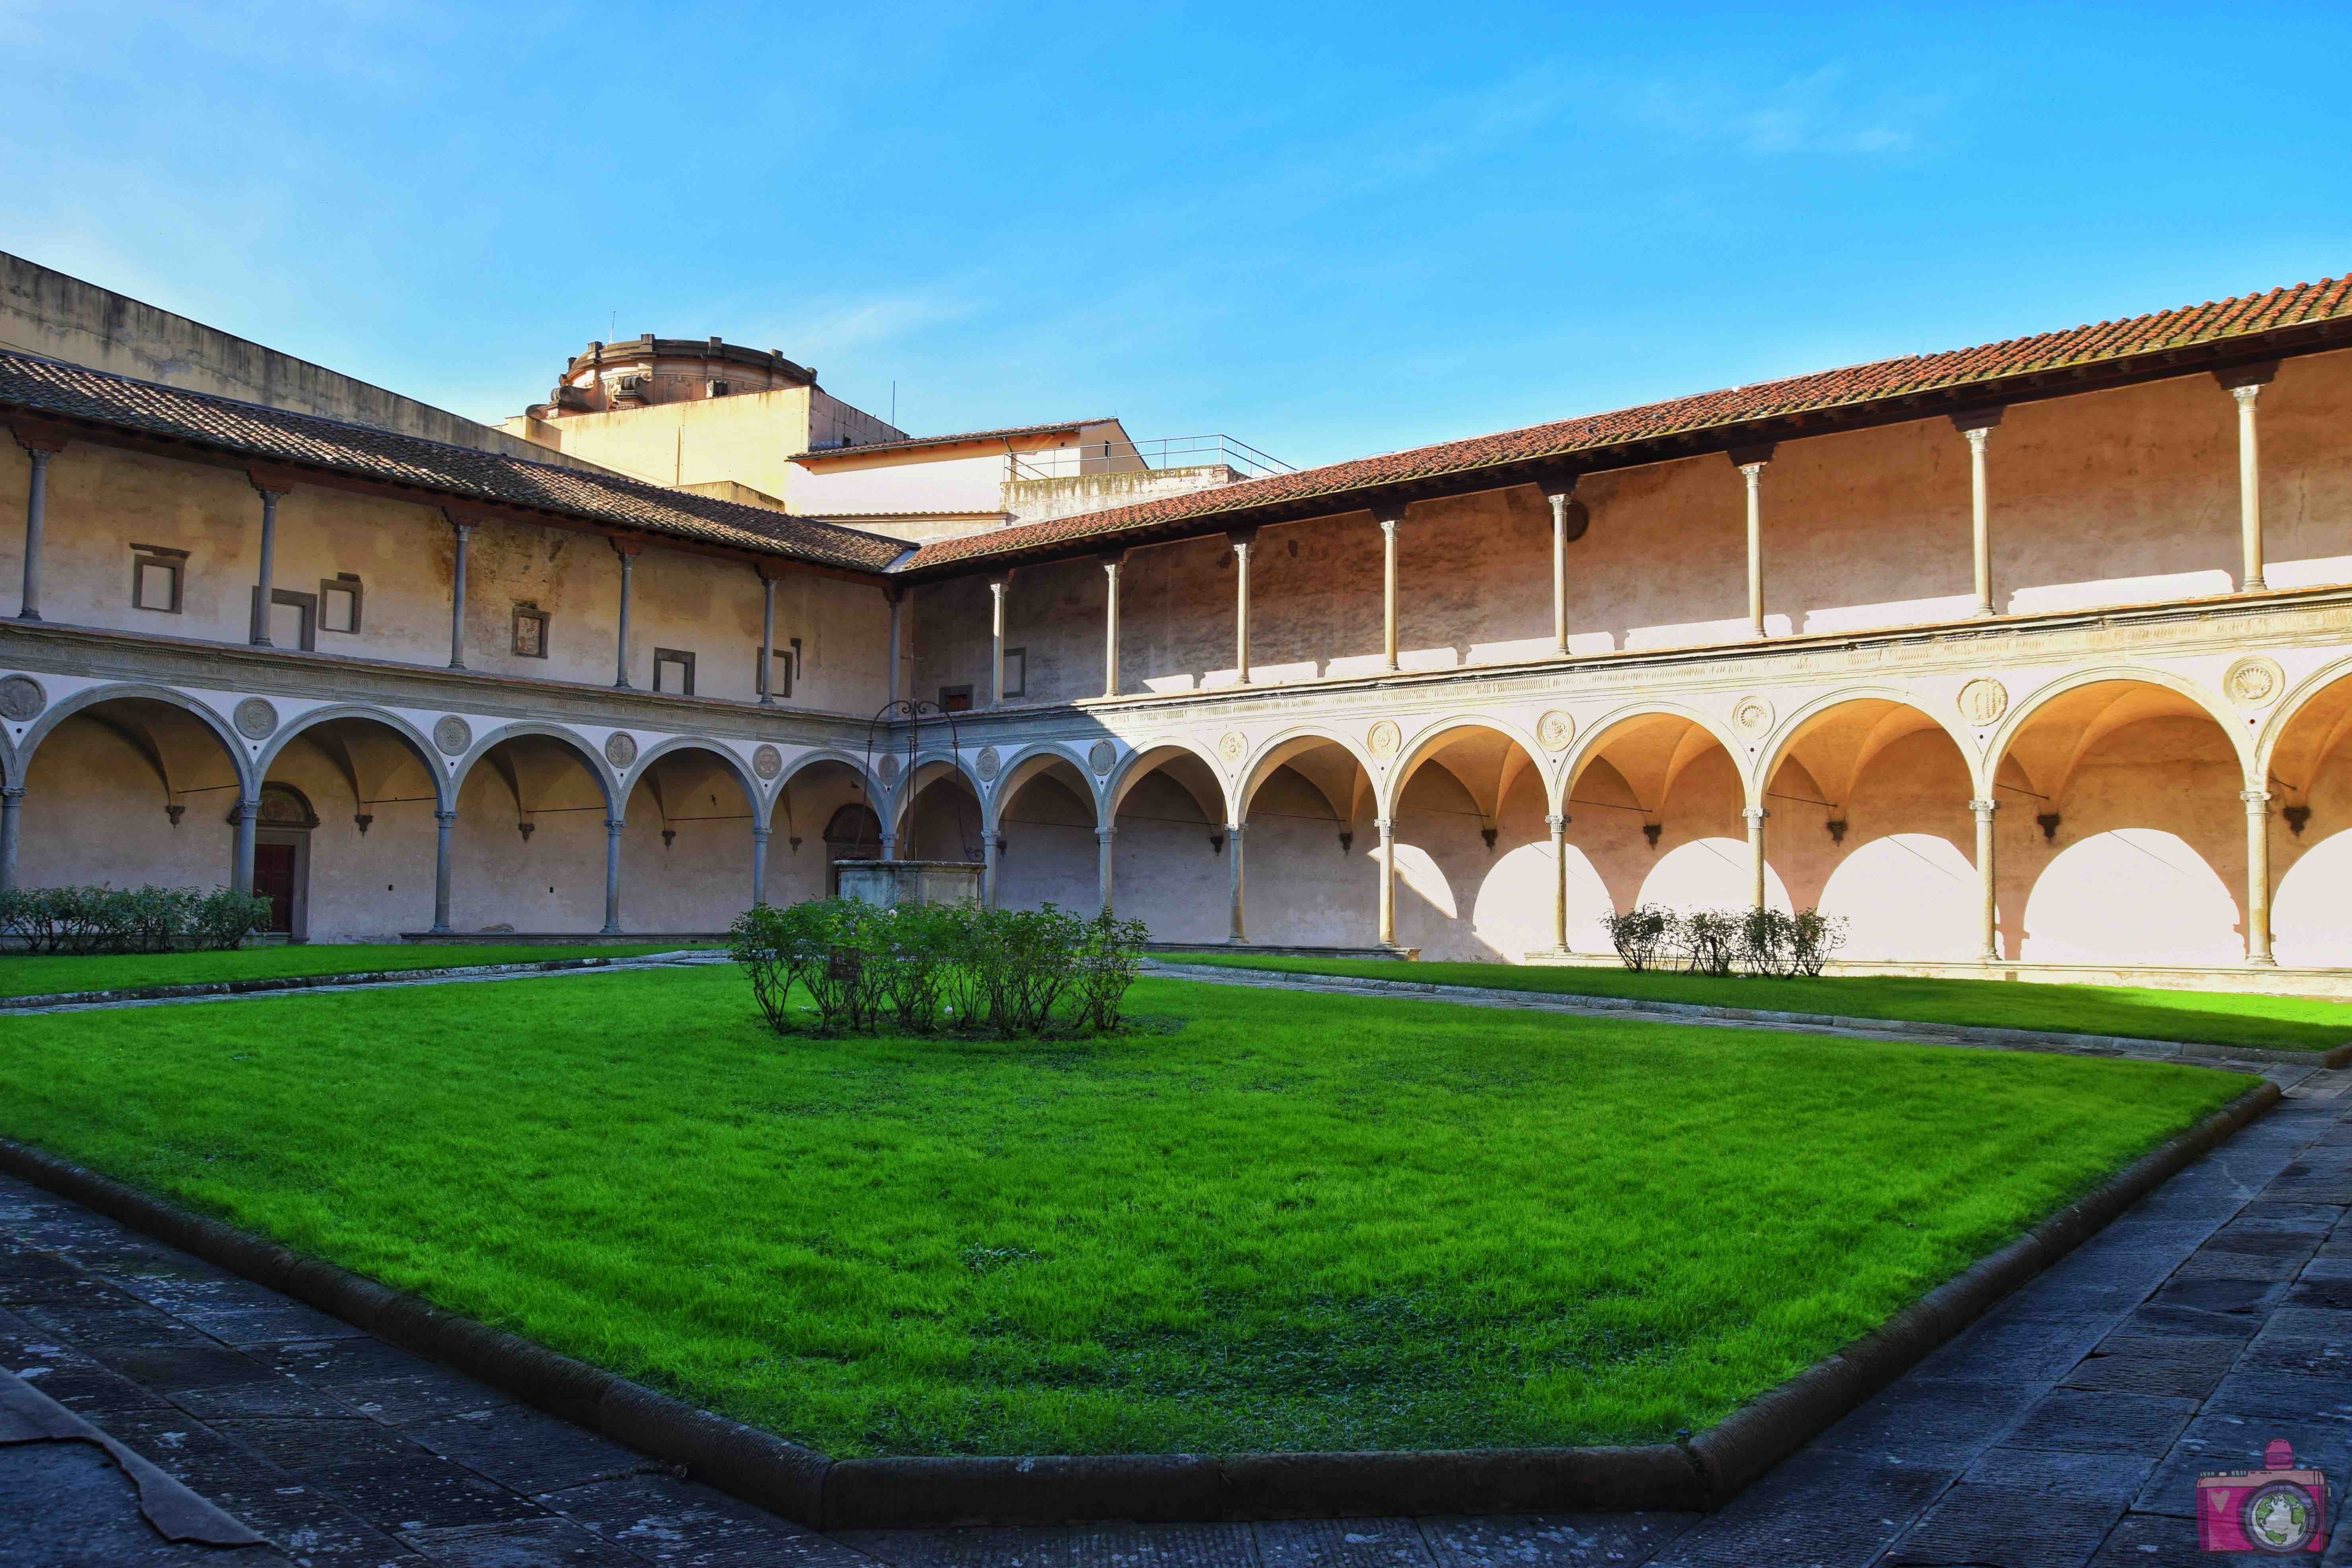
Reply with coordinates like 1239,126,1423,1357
728,897,1149,1039
1737,907,1797,978
0,885,266,955
1788,907,1849,977
1600,905,1678,973
1679,909,1740,978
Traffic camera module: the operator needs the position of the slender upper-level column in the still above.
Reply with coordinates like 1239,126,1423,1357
431,808,456,934
447,517,475,669
2243,787,2276,965
1226,822,1247,942
1546,484,1576,657
757,566,779,706
1731,446,1773,640
1096,826,1116,915
1742,804,1768,911
1230,530,1256,686
2218,365,2277,592
885,588,903,706
1546,811,1569,952
988,575,1009,706
12,425,63,623
602,816,625,934
1952,411,2001,618
0,785,23,893
1101,554,1124,698
248,482,285,646
750,824,771,908
1970,797,1999,961
1375,816,1395,947
612,540,640,689
1377,513,1401,672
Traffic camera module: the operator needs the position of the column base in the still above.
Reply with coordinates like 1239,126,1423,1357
428,924,453,936
1971,606,1997,620
2249,954,2279,967
600,923,624,936
14,611,38,622
2242,580,2270,594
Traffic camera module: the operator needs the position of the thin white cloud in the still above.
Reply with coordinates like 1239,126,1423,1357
1629,64,1944,157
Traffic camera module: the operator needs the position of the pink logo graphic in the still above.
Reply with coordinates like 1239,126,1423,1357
2199,1439,2329,1554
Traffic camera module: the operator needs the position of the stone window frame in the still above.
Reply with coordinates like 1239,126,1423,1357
653,647,697,696
318,573,363,635
1001,646,1027,699
511,603,550,659
129,544,187,614
268,588,318,652
939,684,973,713
757,643,793,700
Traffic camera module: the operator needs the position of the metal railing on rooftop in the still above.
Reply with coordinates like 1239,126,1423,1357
1008,435,1293,483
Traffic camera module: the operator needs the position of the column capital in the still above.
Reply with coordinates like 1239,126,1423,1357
1742,805,1769,821
1373,816,1394,835
1228,529,1257,555
610,537,645,559
988,574,1010,595
1543,476,1580,504
1969,797,1999,816
1226,822,1246,839
10,419,71,456
1097,827,1118,843
1100,554,1124,576
1377,515,1399,538
0,786,24,802
1728,442,1775,471
1963,425,1992,454
750,824,771,840
1949,408,2004,436
2241,788,2272,808
2215,362,2279,393
233,799,259,824
434,808,457,826
2230,381,2265,411
1545,812,1568,833
605,816,627,833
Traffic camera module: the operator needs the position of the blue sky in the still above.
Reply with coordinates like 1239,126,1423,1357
8,2,2350,470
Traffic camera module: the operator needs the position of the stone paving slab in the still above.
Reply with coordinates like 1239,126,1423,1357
1,1066,2345,1567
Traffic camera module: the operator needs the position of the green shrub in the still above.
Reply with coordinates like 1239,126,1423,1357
1600,905,1678,972
0,884,265,955
1680,909,1740,977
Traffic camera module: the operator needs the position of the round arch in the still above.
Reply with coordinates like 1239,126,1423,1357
2254,653,2352,779
1987,665,2250,790
1754,686,1984,802
621,737,764,820
1383,713,1553,820
23,682,255,796
889,750,987,845
450,723,620,816
1559,700,1749,809
990,743,1104,830
253,704,452,811
1105,739,1232,825
1237,725,1377,824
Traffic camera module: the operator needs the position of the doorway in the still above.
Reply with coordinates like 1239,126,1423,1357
250,782,318,940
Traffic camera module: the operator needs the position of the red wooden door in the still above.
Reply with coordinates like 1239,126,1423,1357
253,843,296,933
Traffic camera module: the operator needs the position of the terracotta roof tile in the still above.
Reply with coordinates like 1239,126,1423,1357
0,351,908,575
904,274,2352,574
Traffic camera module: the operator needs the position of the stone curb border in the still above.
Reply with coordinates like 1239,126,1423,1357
0,951,715,1012
1147,962,2352,1069
0,1081,2278,1527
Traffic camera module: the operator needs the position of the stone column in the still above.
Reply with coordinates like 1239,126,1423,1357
1101,556,1123,698
885,588,903,707
1547,487,1574,657
758,570,778,706
1376,817,1396,948
1546,812,1569,952
1742,804,1768,911
750,824,771,908
1230,532,1255,685
1379,514,1400,672
1970,797,1999,961
1737,455,1769,640
983,826,1001,909
2243,788,2276,965
0,785,23,893
612,542,638,689
12,428,63,622
431,808,456,934
232,797,259,896
2231,380,2269,591
447,519,474,669
602,817,625,934
1096,826,1116,915
1953,411,2001,618
880,830,899,864
989,577,1009,706
1226,823,1247,942
249,484,284,645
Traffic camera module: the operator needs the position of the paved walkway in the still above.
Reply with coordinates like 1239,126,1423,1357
2,1059,2346,1564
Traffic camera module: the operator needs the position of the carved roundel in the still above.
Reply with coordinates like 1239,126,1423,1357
1366,720,1401,759
603,731,638,769
1536,709,1574,752
0,674,45,723
1956,678,2009,727
878,753,901,785
1087,740,1116,777
432,715,473,756
752,743,783,780
1217,730,1247,767
975,745,1002,783
1730,695,1775,740
2226,656,2284,709
232,698,279,740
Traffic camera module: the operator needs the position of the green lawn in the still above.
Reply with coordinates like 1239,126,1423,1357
0,942,715,1000
1162,952,2352,1053
0,967,2245,1456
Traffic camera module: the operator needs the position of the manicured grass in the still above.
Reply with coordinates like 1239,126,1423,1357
1163,952,2352,1053
0,967,2245,1456
0,942,715,1000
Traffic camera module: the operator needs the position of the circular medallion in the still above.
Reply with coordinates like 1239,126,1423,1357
752,743,782,780
1218,730,1247,766
1367,720,1401,759
1536,710,1574,752
0,675,46,723
2226,655,2284,709
1730,695,1775,740
1087,740,1116,777
975,745,1002,783
603,731,638,768
232,698,278,740
432,715,473,756
1956,678,2010,727
878,754,901,785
